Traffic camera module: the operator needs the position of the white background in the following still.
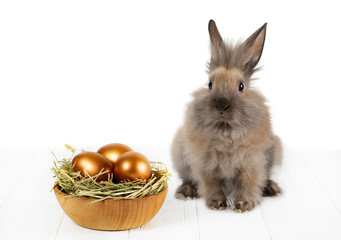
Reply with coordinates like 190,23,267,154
1,2,341,239
1,0,341,151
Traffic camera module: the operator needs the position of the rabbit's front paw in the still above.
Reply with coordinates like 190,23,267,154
206,196,227,210
234,200,254,213
175,182,199,200
263,179,281,197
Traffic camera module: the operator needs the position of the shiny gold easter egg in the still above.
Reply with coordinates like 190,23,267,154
97,143,133,165
114,151,151,182
72,151,114,182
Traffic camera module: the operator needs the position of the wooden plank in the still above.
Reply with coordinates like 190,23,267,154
56,216,129,240
260,148,341,240
302,150,341,213
196,199,271,240
4,145,339,239
0,149,63,239
0,149,37,208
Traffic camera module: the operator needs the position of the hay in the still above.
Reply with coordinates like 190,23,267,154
51,145,170,204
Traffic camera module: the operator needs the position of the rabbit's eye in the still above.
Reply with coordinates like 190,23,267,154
239,82,244,91
208,81,212,90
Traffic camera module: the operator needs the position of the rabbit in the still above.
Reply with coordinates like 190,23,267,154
171,20,282,212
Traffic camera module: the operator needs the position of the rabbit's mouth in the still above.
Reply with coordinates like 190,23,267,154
210,107,239,129
216,107,234,120
213,121,231,131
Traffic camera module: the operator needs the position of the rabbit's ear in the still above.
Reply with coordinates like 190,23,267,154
242,23,267,76
208,20,223,46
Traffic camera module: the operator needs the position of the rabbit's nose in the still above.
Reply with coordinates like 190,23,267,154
215,98,231,112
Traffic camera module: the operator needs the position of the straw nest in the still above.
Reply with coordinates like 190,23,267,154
51,144,170,204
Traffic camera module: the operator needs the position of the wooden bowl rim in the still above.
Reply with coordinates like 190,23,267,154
54,184,168,202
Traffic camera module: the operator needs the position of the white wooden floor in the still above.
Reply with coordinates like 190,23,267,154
0,145,340,240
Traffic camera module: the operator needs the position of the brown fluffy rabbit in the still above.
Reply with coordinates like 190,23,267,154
171,20,282,212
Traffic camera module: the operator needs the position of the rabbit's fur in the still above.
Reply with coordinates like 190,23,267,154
171,20,282,212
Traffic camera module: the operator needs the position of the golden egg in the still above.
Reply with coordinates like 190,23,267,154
114,151,151,182
72,151,114,182
97,143,133,165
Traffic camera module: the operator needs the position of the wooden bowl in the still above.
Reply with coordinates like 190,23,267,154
54,185,168,231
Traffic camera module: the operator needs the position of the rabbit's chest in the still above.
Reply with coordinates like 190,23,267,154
202,132,241,174
212,135,233,152
210,128,244,152
213,150,241,178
